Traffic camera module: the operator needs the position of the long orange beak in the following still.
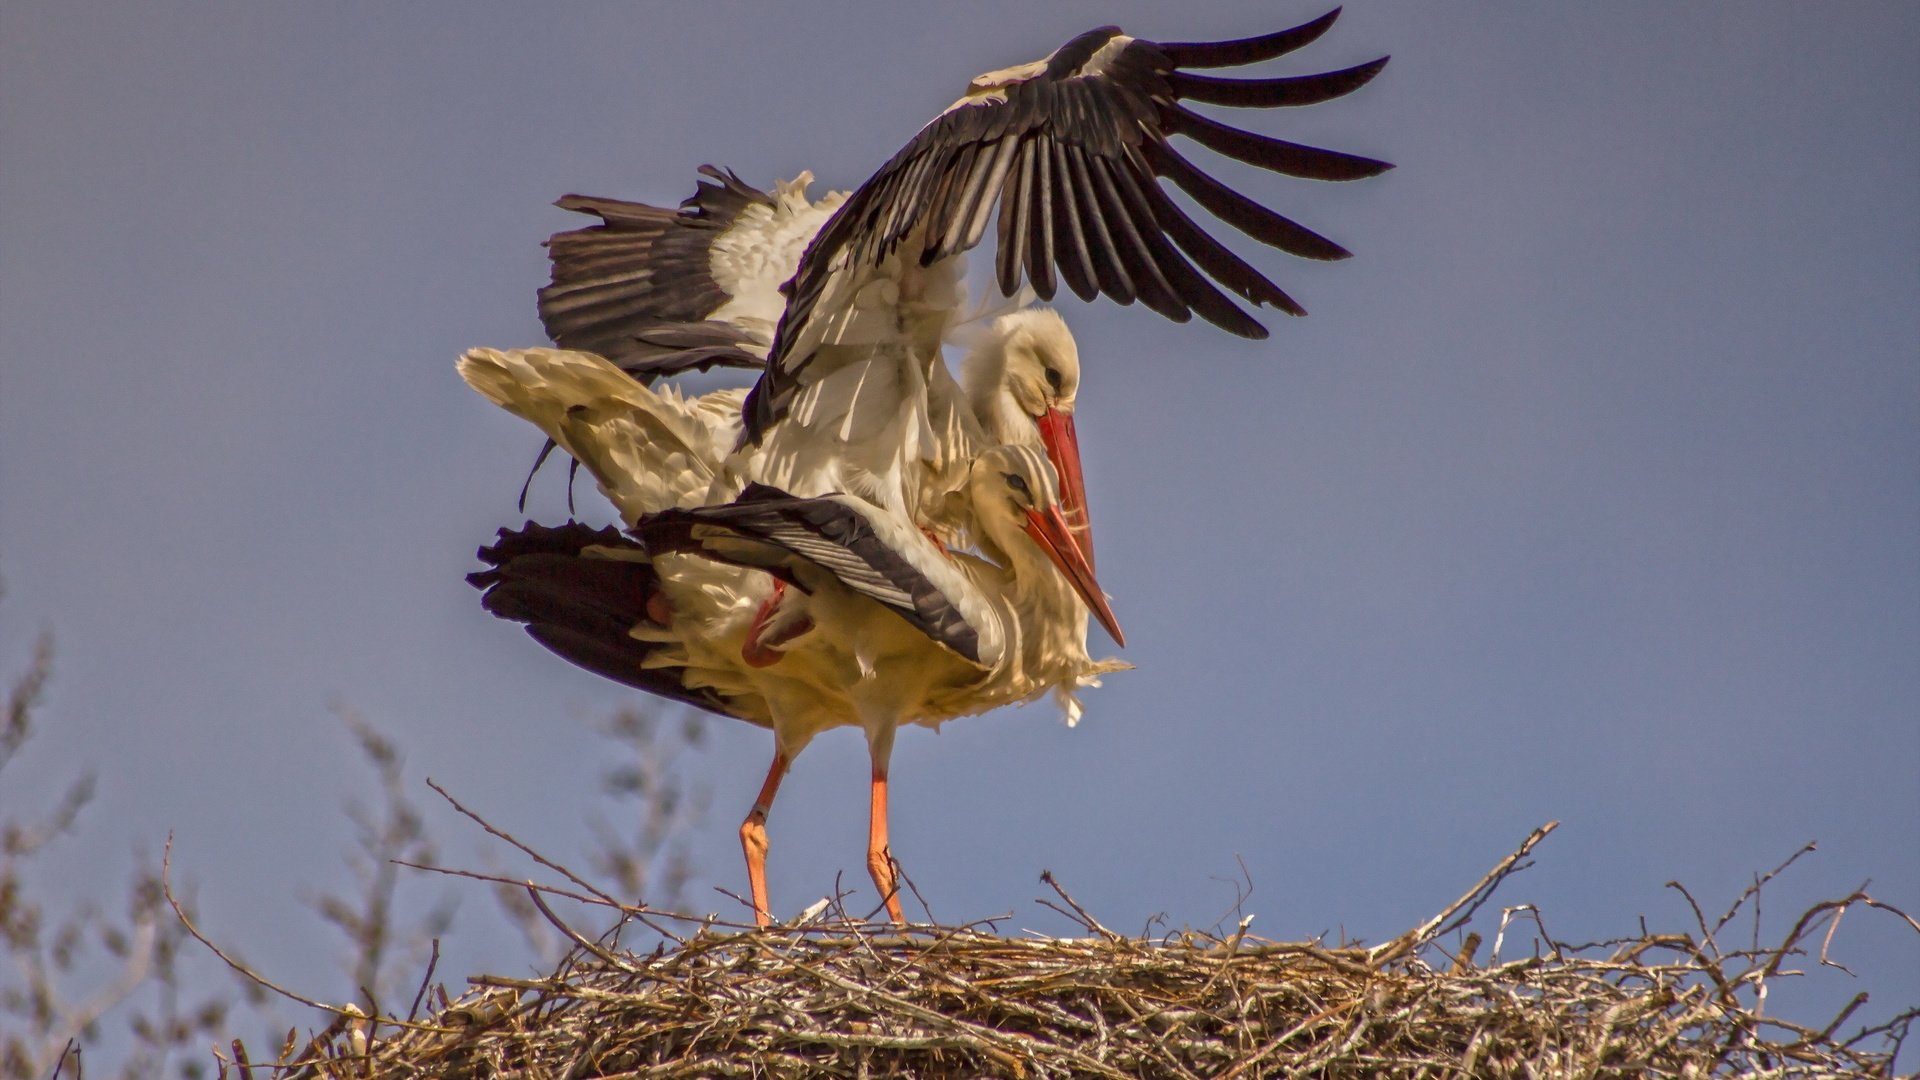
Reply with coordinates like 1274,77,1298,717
1023,505,1125,647
1033,408,1094,573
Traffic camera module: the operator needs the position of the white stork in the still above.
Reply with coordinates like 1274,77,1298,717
458,343,1123,921
463,8,1392,921
534,170,1098,560
459,333,1080,537
641,444,1122,924
531,6,1390,565
732,11,1387,542
470,444,1123,925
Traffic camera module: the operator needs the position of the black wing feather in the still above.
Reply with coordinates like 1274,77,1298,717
1134,151,1304,316
1088,156,1186,322
539,167,775,366
1055,144,1126,303
743,7,1390,441
996,139,1037,297
1059,142,1105,303
1167,56,1389,109
875,151,937,256
1030,140,1072,300
1142,139,1353,262
1105,155,1267,337
637,488,985,665
1155,8,1342,69
962,137,1020,252
1164,104,1392,181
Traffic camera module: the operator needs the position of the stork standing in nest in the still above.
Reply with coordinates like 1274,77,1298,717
462,342,1122,923
637,445,1124,925
464,8,1390,922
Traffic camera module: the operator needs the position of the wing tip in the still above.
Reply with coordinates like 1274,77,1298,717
1154,7,1346,69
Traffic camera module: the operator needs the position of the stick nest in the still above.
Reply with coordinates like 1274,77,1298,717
217,826,1915,1079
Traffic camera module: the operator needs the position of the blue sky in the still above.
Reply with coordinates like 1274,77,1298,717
3,0,1915,1059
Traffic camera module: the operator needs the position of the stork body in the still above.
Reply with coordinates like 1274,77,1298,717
641,444,1123,923
459,325,1080,540
472,446,1122,924
455,342,1109,715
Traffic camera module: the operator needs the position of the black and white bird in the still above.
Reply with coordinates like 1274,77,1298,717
529,6,1389,564
472,444,1123,925
534,169,1099,560
464,8,1390,923
459,342,1127,923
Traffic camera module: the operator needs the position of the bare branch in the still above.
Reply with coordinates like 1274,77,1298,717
1369,820,1559,963
425,779,620,909
162,834,340,1014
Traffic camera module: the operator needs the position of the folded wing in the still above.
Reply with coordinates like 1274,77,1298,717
637,484,1002,668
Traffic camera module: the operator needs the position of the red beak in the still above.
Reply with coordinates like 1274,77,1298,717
1023,505,1125,647
1033,408,1094,573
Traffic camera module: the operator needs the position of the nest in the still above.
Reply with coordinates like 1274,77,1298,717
205,825,1915,1079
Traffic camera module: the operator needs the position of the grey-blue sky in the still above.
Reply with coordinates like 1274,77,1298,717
3,0,1915,1053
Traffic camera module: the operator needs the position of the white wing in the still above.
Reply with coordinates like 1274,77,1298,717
458,347,741,523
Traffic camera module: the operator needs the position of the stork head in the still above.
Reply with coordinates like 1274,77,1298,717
993,307,1080,419
963,308,1095,570
969,445,1122,646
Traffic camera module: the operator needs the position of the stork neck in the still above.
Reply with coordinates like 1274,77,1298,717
961,339,1024,444
979,511,1092,658
980,388,1033,448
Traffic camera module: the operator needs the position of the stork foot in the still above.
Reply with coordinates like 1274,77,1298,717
738,752,788,929
866,847,906,925
740,814,772,928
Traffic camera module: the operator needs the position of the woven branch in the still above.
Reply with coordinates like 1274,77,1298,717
212,829,1917,1080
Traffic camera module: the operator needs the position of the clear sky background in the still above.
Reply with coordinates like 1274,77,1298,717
3,0,1916,1061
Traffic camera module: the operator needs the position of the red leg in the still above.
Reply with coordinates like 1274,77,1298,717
738,751,788,928
866,765,906,924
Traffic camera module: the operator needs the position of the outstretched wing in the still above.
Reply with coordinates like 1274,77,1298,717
637,485,998,667
743,8,1390,441
539,166,844,379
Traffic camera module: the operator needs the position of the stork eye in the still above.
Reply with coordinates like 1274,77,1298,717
1044,367,1063,393
1003,471,1031,497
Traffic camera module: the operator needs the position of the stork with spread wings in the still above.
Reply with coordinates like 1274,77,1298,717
463,9,1390,925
